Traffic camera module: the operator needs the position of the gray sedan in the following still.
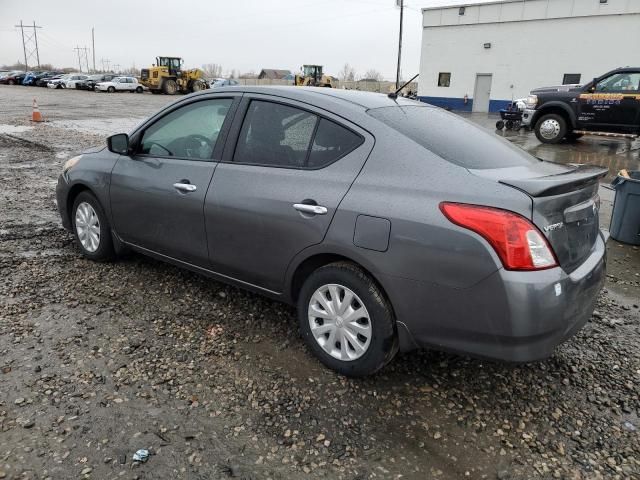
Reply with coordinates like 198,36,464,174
56,87,607,376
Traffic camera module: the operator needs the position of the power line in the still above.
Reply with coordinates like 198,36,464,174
14,20,42,71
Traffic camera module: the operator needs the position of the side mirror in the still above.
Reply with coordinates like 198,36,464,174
107,133,129,155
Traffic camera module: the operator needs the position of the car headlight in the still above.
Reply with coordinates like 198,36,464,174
63,155,82,172
525,94,538,109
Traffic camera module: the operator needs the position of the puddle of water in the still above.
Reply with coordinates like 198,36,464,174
0,124,33,134
49,118,144,136
461,113,640,182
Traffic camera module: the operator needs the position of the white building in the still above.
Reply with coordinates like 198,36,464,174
418,0,640,112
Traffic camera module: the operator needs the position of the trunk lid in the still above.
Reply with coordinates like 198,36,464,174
471,162,607,272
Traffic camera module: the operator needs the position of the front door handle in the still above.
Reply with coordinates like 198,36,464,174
173,182,197,193
293,203,328,215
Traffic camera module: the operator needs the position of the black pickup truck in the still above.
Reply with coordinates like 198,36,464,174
522,67,640,144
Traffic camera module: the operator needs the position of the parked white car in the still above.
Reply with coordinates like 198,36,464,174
64,74,89,89
47,74,72,89
95,76,144,93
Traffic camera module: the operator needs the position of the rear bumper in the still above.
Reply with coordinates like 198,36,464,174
384,232,607,361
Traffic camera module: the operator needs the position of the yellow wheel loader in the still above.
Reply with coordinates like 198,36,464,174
294,65,333,88
140,56,207,95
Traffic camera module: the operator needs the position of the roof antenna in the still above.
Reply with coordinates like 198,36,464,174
388,73,419,99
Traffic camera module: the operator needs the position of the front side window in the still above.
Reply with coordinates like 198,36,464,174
596,73,640,92
234,101,318,168
438,72,451,87
139,98,233,160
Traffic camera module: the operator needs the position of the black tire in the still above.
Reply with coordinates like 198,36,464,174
8,79,15,85
297,262,398,377
534,113,567,144
505,120,514,130
136,86,143,93
190,80,204,93
71,191,114,261
162,79,177,95
107,86,115,93
495,120,505,130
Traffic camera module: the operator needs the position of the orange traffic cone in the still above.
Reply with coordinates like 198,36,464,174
32,98,43,122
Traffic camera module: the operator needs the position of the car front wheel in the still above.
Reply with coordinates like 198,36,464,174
71,191,114,261
107,86,115,93
535,113,567,144
297,262,397,377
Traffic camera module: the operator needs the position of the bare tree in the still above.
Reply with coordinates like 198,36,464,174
339,63,356,82
238,70,258,79
362,69,383,82
202,63,223,78
123,66,140,76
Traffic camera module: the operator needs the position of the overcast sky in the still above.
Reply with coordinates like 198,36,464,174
0,0,492,79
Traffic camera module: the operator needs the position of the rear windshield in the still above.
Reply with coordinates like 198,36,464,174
368,105,539,169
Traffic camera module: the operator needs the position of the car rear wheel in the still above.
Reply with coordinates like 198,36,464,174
71,192,114,261
535,113,567,144
297,262,397,377
8,79,15,85
136,86,143,93
107,86,115,93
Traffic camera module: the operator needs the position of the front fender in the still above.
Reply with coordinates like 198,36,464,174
532,101,577,129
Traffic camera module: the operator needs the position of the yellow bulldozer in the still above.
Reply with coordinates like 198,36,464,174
294,65,333,88
140,56,207,95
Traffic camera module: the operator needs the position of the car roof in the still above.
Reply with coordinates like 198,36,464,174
192,86,417,110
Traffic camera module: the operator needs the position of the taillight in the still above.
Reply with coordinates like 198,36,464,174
439,202,558,271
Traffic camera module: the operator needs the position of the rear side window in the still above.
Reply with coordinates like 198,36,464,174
368,106,538,169
234,101,363,169
308,119,363,168
234,101,317,167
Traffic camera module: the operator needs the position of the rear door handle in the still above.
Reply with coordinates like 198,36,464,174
173,182,197,193
293,203,328,215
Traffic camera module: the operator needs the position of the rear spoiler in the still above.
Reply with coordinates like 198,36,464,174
499,165,608,197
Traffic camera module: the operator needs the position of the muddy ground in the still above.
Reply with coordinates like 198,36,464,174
0,85,639,480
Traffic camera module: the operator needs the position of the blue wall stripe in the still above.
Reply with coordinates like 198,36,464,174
418,96,512,113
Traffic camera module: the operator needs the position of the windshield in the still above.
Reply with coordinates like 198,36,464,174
303,66,319,77
368,105,539,169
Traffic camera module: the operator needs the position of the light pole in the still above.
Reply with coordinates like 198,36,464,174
395,0,404,89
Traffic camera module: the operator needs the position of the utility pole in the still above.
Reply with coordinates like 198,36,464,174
33,21,40,67
395,0,404,89
74,46,82,72
91,28,96,72
14,20,43,71
73,46,90,72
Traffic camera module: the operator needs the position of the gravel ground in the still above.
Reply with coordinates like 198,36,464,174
1,85,639,480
